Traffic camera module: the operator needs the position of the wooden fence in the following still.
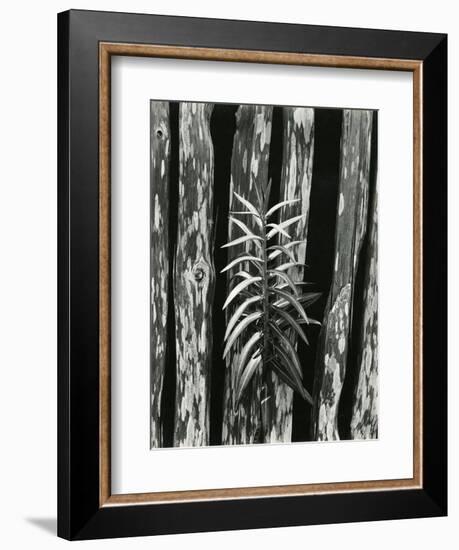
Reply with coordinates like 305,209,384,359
150,101,378,448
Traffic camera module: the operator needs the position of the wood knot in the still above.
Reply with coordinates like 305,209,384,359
156,129,164,139
190,259,212,287
193,266,205,281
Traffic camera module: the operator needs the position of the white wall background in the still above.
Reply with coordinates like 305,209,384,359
0,1,455,548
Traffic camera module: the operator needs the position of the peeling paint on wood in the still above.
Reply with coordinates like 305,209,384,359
150,101,170,448
222,105,273,445
174,102,215,447
263,107,315,443
312,110,373,441
351,183,378,439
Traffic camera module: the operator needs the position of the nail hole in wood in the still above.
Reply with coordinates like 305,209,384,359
156,129,163,139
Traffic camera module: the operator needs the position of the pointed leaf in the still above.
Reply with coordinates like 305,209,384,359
277,291,321,310
307,318,321,326
275,282,311,292
284,292,322,312
303,387,313,405
235,353,262,406
221,234,262,250
267,269,299,295
232,249,263,261
234,331,262,382
231,270,252,280
266,198,300,218
294,292,322,308
278,213,305,229
229,216,259,239
271,340,312,404
276,261,307,272
280,316,321,330
266,214,304,239
223,311,262,358
233,192,262,226
268,239,307,258
223,276,262,310
230,272,262,295
274,283,294,294
221,255,262,274
271,342,311,404
269,287,309,323
269,322,303,379
271,305,309,345
225,296,263,340
275,358,312,404
283,240,306,250
269,358,299,394
267,245,298,263
272,342,301,384
266,223,292,240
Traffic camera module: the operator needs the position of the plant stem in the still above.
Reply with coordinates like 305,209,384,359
260,199,270,442
261,209,269,372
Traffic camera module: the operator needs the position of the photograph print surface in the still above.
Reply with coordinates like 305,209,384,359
150,101,378,448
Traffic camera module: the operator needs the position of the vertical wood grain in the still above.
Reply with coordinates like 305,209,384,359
262,107,315,443
312,110,373,441
350,182,378,439
150,101,170,448
174,102,215,447
222,105,273,445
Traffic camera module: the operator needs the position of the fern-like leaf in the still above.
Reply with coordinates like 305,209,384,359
222,188,320,408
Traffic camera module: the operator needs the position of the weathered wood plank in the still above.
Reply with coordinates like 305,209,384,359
262,107,315,443
174,102,215,447
150,101,170,448
312,109,373,441
222,104,273,445
350,182,378,439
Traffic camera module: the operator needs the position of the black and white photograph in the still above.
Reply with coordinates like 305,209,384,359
150,101,378,448
0,0,451,546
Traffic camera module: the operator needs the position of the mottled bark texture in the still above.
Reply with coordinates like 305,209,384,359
262,107,315,443
350,183,378,439
150,102,170,448
222,105,273,445
312,110,373,441
174,103,215,447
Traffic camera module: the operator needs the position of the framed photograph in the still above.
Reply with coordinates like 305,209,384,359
57,9,447,540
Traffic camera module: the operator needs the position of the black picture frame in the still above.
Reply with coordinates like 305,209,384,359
58,9,447,540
